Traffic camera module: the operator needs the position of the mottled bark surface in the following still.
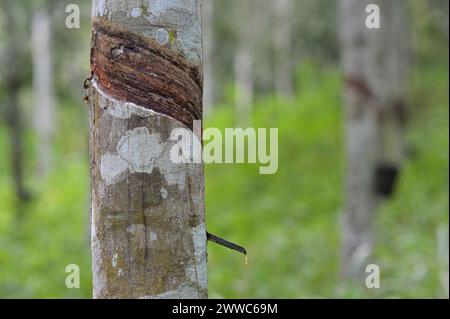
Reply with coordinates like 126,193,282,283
339,0,410,278
89,0,206,299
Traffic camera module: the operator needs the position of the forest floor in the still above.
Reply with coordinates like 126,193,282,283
0,60,448,298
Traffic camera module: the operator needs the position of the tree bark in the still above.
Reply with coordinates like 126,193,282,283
32,3,55,178
339,0,410,279
89,0,206,299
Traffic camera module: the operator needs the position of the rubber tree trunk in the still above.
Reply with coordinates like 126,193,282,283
32,4,55,178
202,0,215,116
273,0,294,99
231,0,254,127
3,1,29,204
339,0,410,279
234,44,253,127
89,0,207,299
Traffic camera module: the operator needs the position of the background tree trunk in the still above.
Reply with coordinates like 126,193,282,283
273,0,294,99
233,0,254,127
3,0,29,205
32,3,55,178
234,44,253,127
203,0,215,116
89,0,207,299
339,0,411,279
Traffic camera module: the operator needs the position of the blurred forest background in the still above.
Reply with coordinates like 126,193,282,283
0,0,448,298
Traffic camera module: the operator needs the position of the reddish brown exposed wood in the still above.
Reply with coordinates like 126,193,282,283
393,99,408,127
344,75,374,100
91,18,203,130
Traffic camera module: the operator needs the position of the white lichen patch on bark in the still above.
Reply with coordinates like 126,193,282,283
160,187,168,199
92,0,202,62
153,28,170,45
127,224,146,236
149,231,158,242
112,252,119,268
99,123,190,191
94,0,107,17
100,153,128,186
94,81,192,191
157,146,188,191
117,127,164,173
130,7,142,17
176,19,202,62
99,127,163,185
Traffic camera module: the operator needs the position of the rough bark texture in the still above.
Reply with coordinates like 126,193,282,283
339,0,410,279
32,4,55,178
89,0,206,299
91,18,202,130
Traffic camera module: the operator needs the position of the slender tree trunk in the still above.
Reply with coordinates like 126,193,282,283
339,0,410,279
203,0,215,116
233,0,254,127
273,0,294,99
32,3,55,178
89,0,207,299
3,1,29,204
234,44,253,126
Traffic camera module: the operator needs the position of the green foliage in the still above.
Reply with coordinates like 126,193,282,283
206,60,449,298
0,102,91,298
0,59,447,298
